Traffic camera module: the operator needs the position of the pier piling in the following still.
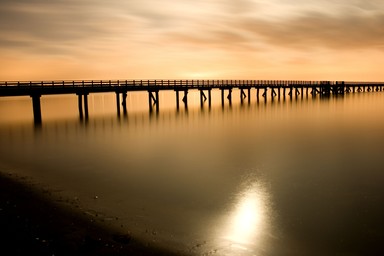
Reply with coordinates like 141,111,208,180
175,90,180,109
83,94,89,119
122,92,127,115
31,94,42,125
116,92,121,116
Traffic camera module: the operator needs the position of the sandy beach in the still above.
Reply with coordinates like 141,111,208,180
0,171,182,256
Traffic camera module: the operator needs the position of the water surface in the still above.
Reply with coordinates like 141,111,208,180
1,90,384,255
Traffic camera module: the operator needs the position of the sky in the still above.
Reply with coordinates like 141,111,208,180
1,0,384,81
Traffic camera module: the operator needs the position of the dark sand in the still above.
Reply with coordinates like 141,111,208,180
0,172,183,256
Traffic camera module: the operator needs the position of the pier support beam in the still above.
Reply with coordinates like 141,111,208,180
262,88,268,98
116,92,121,116
271,88,277,99
116,91,128,116
175,90,180,109
256,87,260,101
77,93,89,120
288,87,293,99
200,90,207,108
208,89,212,107
78,93,83,119
122,92,127,115
199,89,211,108
221,89,224,106
182,90,188,109
84,94,89,119
220,88,232,106
295,88,301,98
148,90,159,113
31,94,42,125
174,89,188,111
227,88,232,106
240,89,246,104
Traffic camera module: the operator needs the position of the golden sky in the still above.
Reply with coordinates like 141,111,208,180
1,0,384,81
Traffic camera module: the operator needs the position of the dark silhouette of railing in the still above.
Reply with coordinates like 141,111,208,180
1,79,384,125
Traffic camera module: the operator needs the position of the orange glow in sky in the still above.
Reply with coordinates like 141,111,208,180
1,0,384,81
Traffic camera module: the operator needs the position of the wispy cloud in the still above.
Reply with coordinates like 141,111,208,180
238,11,384,50
0,0,384,79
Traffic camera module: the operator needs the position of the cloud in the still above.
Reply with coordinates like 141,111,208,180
237,11,384,50
160,3,384,53
0,0,130,56
2,0,383,57
1,0,384,80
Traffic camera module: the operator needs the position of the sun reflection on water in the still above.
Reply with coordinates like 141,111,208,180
222,177,271,253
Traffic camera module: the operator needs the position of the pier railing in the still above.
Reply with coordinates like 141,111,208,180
0,79,332,88
2,80,384,88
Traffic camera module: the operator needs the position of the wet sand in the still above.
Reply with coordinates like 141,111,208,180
0,172,183,256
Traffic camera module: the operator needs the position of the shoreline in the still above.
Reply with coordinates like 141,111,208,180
0,171,183,256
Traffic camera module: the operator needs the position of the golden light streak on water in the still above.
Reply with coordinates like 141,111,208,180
221,177,271,254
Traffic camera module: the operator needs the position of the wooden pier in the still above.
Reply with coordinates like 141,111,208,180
1,80,383,124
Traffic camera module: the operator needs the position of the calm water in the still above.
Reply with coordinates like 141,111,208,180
1,90,384,255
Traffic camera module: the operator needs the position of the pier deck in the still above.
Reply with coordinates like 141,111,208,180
1,79,383,124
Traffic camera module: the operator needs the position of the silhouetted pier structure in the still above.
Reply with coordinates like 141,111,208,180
1,80,383,124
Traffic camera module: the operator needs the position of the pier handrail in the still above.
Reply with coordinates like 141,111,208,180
2,80,384,89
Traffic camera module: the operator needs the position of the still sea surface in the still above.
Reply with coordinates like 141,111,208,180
1,89,384,255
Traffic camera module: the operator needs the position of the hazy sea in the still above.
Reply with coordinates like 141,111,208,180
1,89,384,255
